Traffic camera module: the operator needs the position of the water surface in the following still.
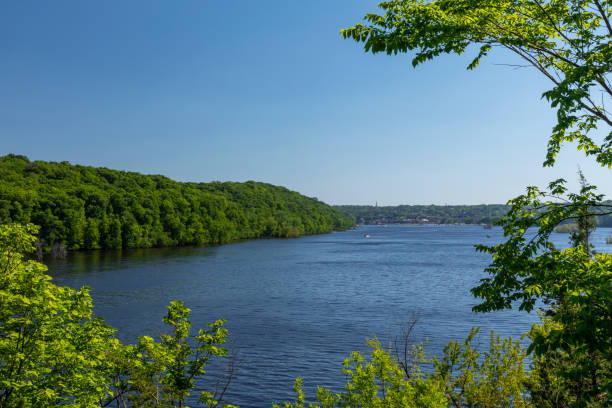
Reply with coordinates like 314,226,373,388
47,225,612,407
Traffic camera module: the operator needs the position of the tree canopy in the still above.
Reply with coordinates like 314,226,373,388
341,0,612,167
343,1,612,405
0,154,354,251
0,223,234,407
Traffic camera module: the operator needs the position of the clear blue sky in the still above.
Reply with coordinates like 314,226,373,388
1,1,610,205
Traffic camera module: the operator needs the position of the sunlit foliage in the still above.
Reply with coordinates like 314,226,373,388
0,223,234,407
0,155,354,251
276,329,531,408
342,1,612,406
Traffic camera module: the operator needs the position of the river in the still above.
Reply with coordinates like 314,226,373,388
47,225,612,407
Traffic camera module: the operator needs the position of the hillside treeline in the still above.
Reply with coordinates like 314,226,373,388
0,154,354,251
336,204,511,225
338,204,612,226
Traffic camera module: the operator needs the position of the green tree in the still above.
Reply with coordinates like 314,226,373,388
434,328,531,407
277,329,531,408
84,218,101,249
341,0,612,167
115,302,233,408
343,1,611,405
569,170,596,252
275,339,447,408
0,155,354,252
0,223,235,407
0,224,117,406
103,216,123,249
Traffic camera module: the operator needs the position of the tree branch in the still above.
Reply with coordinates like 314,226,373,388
593,0,612,36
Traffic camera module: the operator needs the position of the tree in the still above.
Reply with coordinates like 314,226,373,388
126,302,231,407
343,1,611,405
0,223,117,406
84,218,101,249
569,170,596,252
0,155,354,252
276,329,531,408
470,179,612,406
0,223,235,407
341,0,612,167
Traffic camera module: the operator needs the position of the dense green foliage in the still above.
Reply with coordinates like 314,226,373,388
0,154,354,251
276,328,531,408
332,0,612,406
341,0,612,168
0,223,234,407
471,179,612,406
4,0,612,405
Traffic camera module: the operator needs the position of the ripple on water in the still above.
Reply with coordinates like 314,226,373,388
46,225,612,407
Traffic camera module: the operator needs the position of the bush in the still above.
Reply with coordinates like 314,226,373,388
0,223,234,407
276,328,531,408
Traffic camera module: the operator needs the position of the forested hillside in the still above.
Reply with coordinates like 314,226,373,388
0,154,354,251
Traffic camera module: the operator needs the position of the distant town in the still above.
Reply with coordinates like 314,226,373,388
335,204,510,225
336,204,612,227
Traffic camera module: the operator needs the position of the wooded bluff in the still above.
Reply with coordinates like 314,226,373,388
0,154,354,251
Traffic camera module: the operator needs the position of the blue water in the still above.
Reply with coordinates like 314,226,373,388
46,225,612,407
